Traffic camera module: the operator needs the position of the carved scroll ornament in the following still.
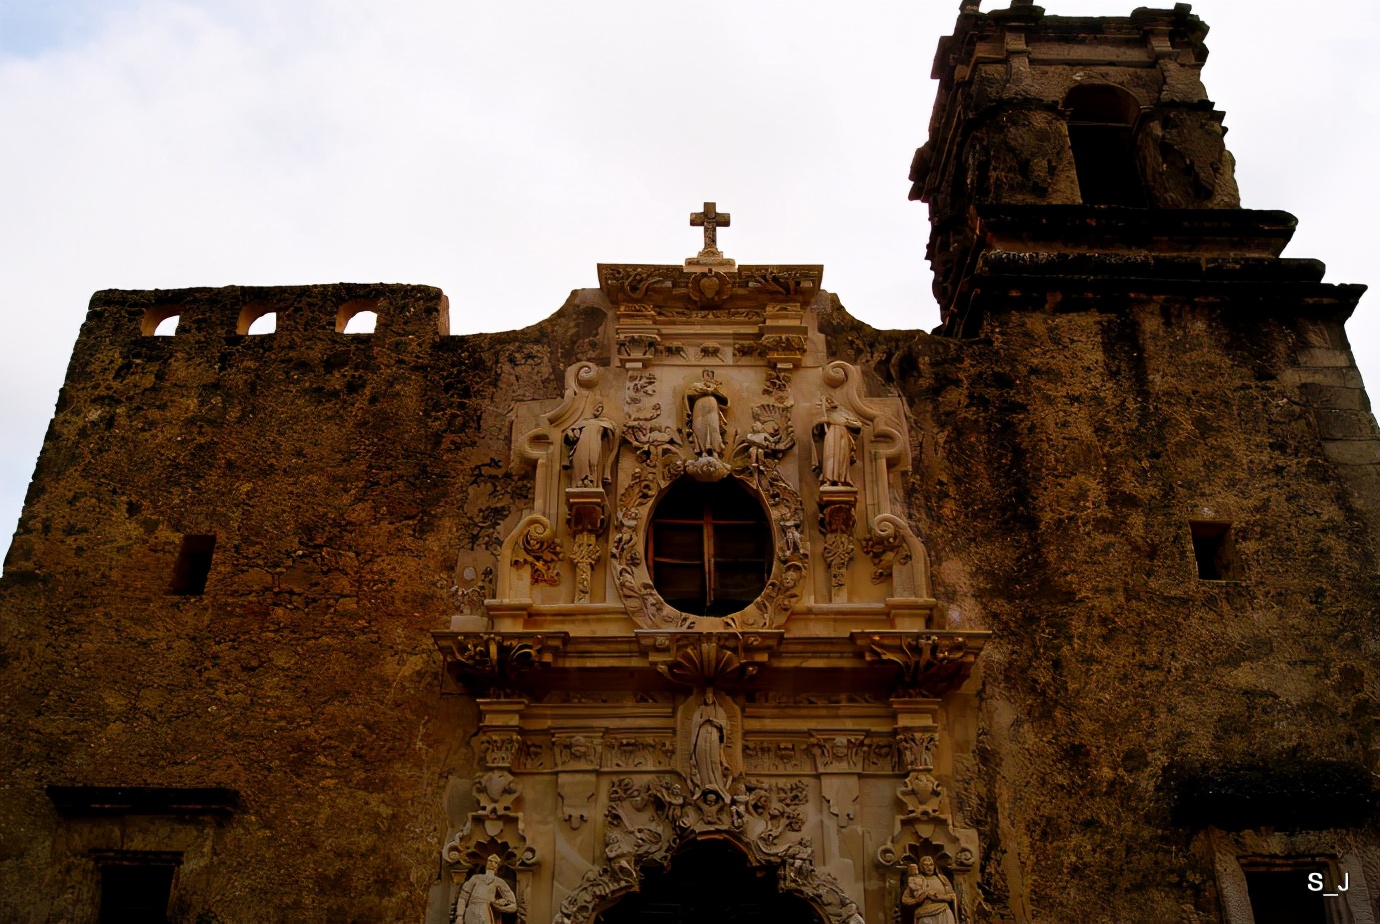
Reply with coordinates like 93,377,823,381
439,632,565,696
516,519,562,587
853,632,985,698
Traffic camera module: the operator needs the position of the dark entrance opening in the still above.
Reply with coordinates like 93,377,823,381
1189,520,1238,580
1242,862,1328,924
597,840,822,924
97,855,179,924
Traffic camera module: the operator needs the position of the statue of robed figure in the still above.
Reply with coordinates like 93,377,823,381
453,855,518,924
564,403,619,488
812,396,863,486
685,370,730,458
689,688,730,795
900,857,957,924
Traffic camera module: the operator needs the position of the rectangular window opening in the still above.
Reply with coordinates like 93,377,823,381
1189,520,1237,581
169,534,216,595
97,853,180,924
1241,860,1330,924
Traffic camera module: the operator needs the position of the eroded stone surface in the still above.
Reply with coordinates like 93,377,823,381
2,3,1379,923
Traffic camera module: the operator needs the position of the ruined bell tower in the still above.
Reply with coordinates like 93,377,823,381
913,0,1248,335
900,2,1380,922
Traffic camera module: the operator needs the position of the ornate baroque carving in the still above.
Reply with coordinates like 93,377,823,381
603,736,676,770
438,633,564,697
601,265,677,300
739,266,820,297
643,631,775,686
622,372,679,465
855,633,982,698
478,732,523,769
743,739,812,773
554,775,861,924
569,530,600,604
823,533,854,598
860,520,909,584
553,734,602,771
898,731,937,772
515,518,562,587
811,734,867,773
610,374,806,631
456,566,493,616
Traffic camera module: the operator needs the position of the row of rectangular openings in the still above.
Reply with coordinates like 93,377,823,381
142,303,377,337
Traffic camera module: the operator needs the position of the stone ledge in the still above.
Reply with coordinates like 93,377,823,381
1322,440,1380,466
1313,409,1380,441
1280,367,1366,389
1296,347,1358,369
1298,383,1371,412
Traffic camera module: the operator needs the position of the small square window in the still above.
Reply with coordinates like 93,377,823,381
169,534,216,595
1189,521,1238,580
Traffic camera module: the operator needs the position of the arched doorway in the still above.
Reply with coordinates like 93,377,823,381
597,839,822,924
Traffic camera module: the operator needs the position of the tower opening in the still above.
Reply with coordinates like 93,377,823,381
1064,84,1147,207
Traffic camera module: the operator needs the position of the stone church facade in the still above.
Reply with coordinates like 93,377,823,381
1,3,1377,924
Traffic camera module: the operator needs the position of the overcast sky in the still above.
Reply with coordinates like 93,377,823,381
1,0,1377,566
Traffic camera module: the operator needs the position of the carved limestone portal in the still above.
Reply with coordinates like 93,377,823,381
435,245,989,924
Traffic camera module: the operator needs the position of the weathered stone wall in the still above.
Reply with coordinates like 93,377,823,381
822,294,1380,922
3,273,1377,924
0,283,604,923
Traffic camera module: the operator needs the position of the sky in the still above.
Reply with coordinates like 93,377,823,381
1,0,1377,566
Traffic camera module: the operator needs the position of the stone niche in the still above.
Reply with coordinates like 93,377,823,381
433,261,989,924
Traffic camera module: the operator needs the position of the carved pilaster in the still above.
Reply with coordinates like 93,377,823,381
819,484,858,604
565,487,606,604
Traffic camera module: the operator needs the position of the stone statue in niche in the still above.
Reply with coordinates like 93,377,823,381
684,370,733,481
812,397,862,486
453,855,517,924
564,403,619,488
900,857,957,924
690,688,730,795
685,369,730,458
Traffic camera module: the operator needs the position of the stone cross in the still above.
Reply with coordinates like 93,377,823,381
690,202,730,258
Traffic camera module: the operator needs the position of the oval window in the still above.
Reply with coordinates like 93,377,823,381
647,477,772,617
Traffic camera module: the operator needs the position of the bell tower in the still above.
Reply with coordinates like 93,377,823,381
903,4,1380,921
911,0,1260,335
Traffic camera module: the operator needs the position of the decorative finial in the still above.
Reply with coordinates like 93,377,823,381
685,202,735,273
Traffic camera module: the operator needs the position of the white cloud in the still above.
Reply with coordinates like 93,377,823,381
1,0,1376,563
